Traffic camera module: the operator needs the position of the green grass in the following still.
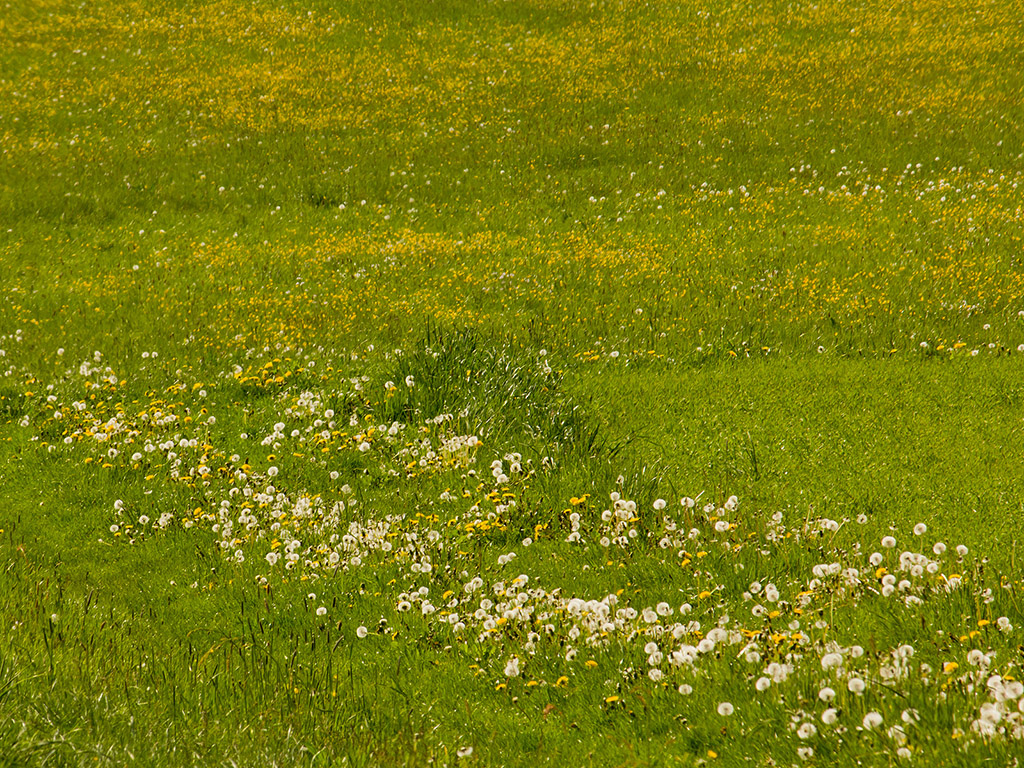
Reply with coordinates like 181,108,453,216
579,356,1024,559
3,0,1024,765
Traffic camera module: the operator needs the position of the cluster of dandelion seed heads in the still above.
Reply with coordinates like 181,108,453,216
10,348,1024,759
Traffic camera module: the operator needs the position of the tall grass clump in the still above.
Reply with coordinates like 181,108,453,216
373,326,602,461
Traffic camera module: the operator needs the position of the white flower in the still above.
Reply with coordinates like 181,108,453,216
848,677,866,694
316,606,327,616
819,687,836,702
678,684,692,695
356,626,368,638
755,677,771,692
405,375,415,388
267,466,278,477
967,649,989,667
717,702,734,716
504,657,521,677
862,711,883,730
822,708,838,725
882,536,896,548
913,523,927,536
821,652,843,670
797,722,817,739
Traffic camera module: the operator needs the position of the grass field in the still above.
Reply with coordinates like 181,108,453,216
2,0,1024,765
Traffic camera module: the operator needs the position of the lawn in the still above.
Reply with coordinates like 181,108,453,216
2,0,1024,765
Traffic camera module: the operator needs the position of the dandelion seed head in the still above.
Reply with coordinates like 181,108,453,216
862,711,883,730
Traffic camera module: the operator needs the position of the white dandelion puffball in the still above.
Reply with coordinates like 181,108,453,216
862,711,883,730
504,657,521,678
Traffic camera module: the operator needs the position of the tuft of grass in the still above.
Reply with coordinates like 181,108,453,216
374,326,602,460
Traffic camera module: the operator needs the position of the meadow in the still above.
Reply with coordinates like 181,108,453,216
2,0,1024,765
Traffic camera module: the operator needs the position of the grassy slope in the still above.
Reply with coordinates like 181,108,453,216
578,357,1024,557
2,0,1024,765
